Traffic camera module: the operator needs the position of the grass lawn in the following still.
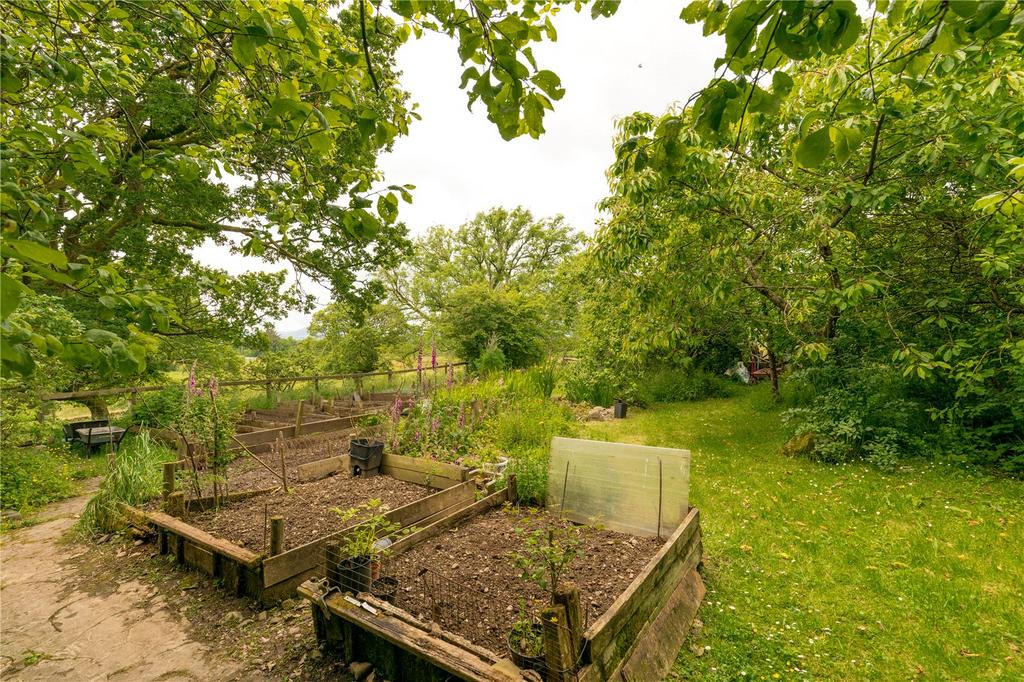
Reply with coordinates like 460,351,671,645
583,386,1023,681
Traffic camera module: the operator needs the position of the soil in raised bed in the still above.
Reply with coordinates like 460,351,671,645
186,472,431,553
223,429,357,490
384,505,663,655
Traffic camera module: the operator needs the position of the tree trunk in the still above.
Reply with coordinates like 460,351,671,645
767,347,780,398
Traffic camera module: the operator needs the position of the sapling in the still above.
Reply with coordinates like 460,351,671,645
509,522,584,603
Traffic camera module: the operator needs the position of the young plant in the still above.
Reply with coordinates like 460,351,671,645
509,522,584,603
331,498,414,560
509,599,543,657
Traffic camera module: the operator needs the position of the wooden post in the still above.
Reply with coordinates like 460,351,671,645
167,491,185,518
553,583,583,666
270,516,284,556
294,399,305,435
313,376,320,405
354,376,364,401
542,603,574,681
162,461,176,501
265,380,273,401
507,473,518,506
324,539,341,588
277,433,289,493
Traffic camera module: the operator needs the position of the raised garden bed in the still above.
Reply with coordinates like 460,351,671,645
299,487,705,681
124,452,479,606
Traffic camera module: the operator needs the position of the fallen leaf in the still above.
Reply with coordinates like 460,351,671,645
959,648,981,658
740,544,753,553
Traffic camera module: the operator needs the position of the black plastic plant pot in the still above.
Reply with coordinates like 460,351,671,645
371,576,399,604
339,555,373,594
350,438,384,472
507,623,545,672
614,399,627,419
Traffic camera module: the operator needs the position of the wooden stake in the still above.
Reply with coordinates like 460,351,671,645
553,583,583,665
277,434,289,493
167,491,185,518
162,461,176,501
657,458,664,540
542,603,574,681
294,399,305,436
269,516,284,556
265,380,272,401
560,460,570,515
507,473,518,506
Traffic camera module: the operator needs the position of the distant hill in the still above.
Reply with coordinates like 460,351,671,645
278,327,309,340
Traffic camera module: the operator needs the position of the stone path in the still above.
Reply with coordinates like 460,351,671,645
0,485,238,681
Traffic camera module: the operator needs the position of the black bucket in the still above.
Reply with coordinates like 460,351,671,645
339,556,372,593
614,399,627,419
350,438,384,475
371,576,399,604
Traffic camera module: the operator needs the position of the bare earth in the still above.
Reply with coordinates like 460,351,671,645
0,484,238,680
0,486,349,681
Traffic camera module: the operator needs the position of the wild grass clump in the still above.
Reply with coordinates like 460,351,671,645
77,430,176,535
0,445,77,513
639,367,734,404
503,447,548,504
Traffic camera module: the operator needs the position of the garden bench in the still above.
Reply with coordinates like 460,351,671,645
63,419,127,453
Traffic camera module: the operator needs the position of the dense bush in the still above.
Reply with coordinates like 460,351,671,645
561,360,623,407
782,367,932,469
504,446,548,505
440,284,546,369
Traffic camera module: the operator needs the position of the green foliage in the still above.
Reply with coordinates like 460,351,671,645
561,360,622,407
523,361,559,399
2,0,414,379
0,445,77,513
474,336,507,375
77,430,176,534
442,286,545,369
504,447,549,506
331,498,413,559
309,302,410,373
508,522,584,602
640,367,734,405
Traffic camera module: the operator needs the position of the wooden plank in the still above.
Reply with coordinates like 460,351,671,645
584,508,701,674
185,486,279,512
262,481,478,588
389,487,509,555
296,455,350,482
314,590,516,681
146,510,262,568
184,542,216,575
612,567,706,681
547,436,690,537
232,413,369,448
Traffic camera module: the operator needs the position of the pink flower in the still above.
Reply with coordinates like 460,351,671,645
431,418,439,433
446,363,454,388
391,395,402,424
208,376,219,397
431,341,437,370
458,403,466,429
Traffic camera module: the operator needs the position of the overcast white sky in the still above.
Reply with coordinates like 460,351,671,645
194,1,723,333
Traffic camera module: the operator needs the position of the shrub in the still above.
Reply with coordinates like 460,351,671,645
642,367,732,403
561,361,621,407
524,361,559,399
78,430,177,534
782,367,930,468
474,337,507,375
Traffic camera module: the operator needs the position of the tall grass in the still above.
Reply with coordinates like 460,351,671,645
77,430,176,534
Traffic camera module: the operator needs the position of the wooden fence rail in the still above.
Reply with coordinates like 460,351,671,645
40,362,468,402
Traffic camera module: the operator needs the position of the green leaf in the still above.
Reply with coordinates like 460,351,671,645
0,273,26,319
287,3,309,34
531,70,564,101
794,126,832,168
233,34,257,65
6,240,68,268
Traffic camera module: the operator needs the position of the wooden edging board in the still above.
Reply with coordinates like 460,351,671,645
231,412,376,449
381,452,467,489
301,496,704,682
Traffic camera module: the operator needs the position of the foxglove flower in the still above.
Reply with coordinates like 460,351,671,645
208,376,219,398
431,341,437,370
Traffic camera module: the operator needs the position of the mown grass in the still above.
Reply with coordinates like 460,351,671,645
583,385,1023,681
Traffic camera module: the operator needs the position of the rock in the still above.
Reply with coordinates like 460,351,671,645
782,432,816,458
257,611,268,622
350,661,373,680
281,598,297,610
585,406,614,421
223,611,244,625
